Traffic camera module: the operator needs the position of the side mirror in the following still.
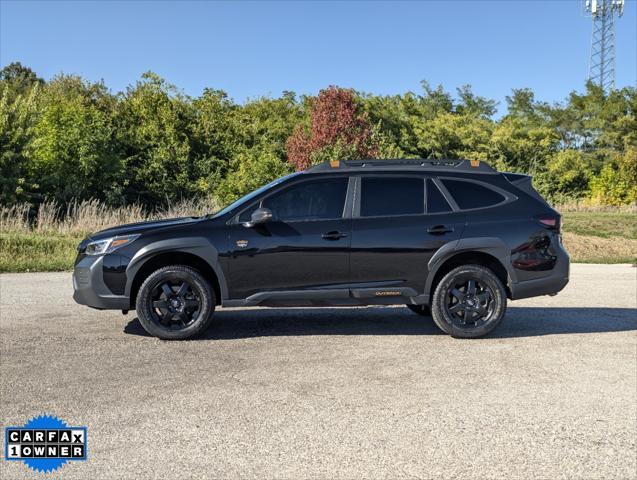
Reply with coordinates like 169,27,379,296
243,207,273,227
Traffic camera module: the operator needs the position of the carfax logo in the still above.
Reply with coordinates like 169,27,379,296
4,414,87,473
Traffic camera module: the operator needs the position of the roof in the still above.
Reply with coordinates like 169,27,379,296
305,159,498,174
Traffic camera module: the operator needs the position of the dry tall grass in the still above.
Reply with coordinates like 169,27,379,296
561,232,636,264
0,203,31,231
554,199,637,213
1,198,220,235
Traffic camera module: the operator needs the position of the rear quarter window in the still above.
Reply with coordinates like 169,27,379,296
441,179,506,210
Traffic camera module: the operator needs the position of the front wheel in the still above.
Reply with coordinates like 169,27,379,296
431,264,507,339
136,265,215,340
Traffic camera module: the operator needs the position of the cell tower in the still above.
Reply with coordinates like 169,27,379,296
584,0,625,91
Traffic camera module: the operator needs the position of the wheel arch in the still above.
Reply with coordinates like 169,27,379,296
425,237,514,302
125,238,227,309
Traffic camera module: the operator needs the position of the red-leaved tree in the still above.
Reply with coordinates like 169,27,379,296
286,86,378,170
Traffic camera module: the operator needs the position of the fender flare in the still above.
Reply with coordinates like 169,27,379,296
124,236,229,300
423,237,515,298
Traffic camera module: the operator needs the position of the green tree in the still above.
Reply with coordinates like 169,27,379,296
415,112,493,161
455,85,497,118
117,72,193,205
26,75,121,204
1,63,636,209
210,93,301,202
215,150,292,204
543,150,592,200
190,88,238,196
589,147,637,205
0,62,43,94
0,80,41,203
489,117,559,174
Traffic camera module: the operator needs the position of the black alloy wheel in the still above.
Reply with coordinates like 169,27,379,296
444,278,494,328
150,279,202,329
136,265,215,340
431,264,507,338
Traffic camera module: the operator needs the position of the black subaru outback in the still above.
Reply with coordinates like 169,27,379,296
73,159,569,340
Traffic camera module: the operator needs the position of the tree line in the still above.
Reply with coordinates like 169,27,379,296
1,62,635,211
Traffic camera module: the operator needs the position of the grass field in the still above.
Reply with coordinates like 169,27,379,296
560,212,636,264
0,203,635,272
0,231,84,272
562,212,636,239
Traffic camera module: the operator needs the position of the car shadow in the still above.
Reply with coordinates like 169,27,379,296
123,306,637,340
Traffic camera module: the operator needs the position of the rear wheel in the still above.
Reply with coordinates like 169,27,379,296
406,304,431,316
431,264,507,338
136,265,215,340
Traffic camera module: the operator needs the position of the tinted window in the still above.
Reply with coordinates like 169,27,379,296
213,172,301,218
238,204,259,223
262,178,348,221
441,179,505,210
360,177,424,217
426,179,452,213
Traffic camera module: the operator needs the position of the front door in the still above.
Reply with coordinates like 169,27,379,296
349,176,465,295
227,176,352,299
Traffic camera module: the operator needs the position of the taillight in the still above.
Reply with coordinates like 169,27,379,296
535,214,561,232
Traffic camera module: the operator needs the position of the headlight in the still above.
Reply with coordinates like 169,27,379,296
84,234,141,256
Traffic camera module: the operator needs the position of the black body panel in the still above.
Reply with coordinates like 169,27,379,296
349,212,466,294
226,218,351,298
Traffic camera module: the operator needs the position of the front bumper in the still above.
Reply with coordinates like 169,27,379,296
73,254,130,310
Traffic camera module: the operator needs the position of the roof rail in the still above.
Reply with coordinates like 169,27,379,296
305,158,498,173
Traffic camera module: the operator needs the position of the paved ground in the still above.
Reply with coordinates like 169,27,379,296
0,264,636,479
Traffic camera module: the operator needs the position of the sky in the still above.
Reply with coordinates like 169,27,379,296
1,0,636,112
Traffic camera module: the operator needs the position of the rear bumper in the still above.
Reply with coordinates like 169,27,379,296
509,241,570,300
73,255,130,310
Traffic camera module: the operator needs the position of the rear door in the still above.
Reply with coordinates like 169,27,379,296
349,176,465,296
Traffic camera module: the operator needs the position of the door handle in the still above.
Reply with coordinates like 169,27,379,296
321,231,348,240
427,225,454,235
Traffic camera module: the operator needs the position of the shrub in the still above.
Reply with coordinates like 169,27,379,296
589,148,637,206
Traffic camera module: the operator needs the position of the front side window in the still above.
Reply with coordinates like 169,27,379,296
238,204,259,223
261,178,349,221
360,177,424,217
441,179,505,210
213,172,301,218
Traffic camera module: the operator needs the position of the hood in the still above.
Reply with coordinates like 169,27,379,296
88,216,203,241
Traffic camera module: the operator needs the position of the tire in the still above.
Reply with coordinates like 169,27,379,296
406,304,431,316
431,264,507,339
136,265,215,340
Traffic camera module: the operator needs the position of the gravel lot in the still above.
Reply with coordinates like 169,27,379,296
1,264,636,479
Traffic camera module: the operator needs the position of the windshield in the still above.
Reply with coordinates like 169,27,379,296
210,172,301,218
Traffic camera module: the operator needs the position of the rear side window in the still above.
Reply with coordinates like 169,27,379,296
262,178,348,221
360,177,424,217
441,179,505,210
426,179,452,213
